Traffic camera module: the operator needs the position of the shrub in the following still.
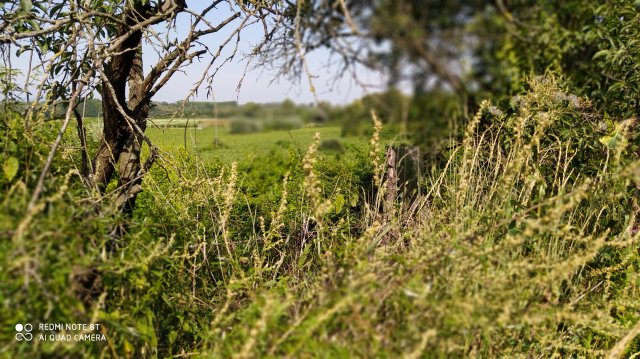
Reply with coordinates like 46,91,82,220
262,116,304,131
318,139,345,153
229,119,261,134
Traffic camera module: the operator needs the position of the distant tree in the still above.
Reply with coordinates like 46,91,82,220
77,99,102,118
242,102,262,118
311,101,332,124
262,0,490,111
281,98,296,114
335,88,410,136
264,0,638,147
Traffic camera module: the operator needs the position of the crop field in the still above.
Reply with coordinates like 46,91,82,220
147,123,369,164
83,117,361,164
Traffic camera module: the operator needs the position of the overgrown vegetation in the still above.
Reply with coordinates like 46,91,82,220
2,75,639,357
2,0,640,358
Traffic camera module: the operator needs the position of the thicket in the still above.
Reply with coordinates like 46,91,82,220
2,1,640,358
2,74,640,357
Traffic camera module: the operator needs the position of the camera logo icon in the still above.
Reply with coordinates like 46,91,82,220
15,323,33,342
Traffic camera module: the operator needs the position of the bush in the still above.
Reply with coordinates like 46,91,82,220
318,139,345,153
229,119,261,134
262,116,304,131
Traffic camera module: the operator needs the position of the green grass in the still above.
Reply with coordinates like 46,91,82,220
147,125,369,164
86,116,368,164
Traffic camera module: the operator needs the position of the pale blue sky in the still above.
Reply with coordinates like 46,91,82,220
145,2,383,104
7,1,384,105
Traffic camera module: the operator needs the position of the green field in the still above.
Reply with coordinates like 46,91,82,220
82,118,369,164
84,117,364,164
147,124,369,164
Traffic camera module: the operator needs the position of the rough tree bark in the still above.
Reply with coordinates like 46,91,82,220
93,6,145,194
114,51,150,214
92,2,174,214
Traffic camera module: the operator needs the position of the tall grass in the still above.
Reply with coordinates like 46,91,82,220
1,76,639,357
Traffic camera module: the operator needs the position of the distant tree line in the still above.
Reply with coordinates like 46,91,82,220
51,99,321,120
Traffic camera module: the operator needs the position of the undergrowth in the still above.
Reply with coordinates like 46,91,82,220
1,76,639,358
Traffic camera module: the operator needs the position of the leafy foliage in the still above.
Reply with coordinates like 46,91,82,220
2,0,640,358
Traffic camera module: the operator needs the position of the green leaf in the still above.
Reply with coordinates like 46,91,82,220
508,228,521,236
38,38,48,53
592,49,610,60
19,0,33,13
3,157,18,182
349,192,358,207
297,245,311,269
599,134,619,149
366,225,392,253
168,330,178,344
49,3,63,17
333,194,345,214
27,19,39,31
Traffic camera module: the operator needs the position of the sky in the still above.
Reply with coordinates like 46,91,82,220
144,2,384,105
5,1,386,105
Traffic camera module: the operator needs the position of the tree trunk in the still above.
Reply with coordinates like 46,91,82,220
92,5,152,214
114,52,149,214
91,2,188,217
